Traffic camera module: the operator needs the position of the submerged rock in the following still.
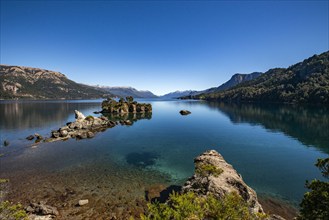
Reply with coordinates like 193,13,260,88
26,201,59,216
3,140,9,146
182,150,263,214
35,133,43,141
26,135,35,140
179,110,191,115
78,199,89,206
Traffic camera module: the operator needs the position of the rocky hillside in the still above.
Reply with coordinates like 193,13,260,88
213,72,263,92
0,65,110,99
192,51,329,104
178,72,263,99
96,86,157,98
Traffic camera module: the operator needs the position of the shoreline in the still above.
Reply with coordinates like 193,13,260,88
258,195,298,219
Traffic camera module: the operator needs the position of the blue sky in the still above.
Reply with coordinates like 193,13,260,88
1,0,328,95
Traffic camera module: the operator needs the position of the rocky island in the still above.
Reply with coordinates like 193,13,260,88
101,96,152,114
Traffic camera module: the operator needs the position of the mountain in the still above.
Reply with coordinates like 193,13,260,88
0,65,111,99
191,51,329,104
160,90,198,99
213,72,263,92
161,73,262,99
186,72,263,97
96,86,158,98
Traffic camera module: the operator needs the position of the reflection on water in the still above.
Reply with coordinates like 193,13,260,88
203,102,329,154
0,101,103,131
103,112,152,124
1,99,328,213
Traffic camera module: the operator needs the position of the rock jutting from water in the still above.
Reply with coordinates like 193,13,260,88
182,150,285,219
179,110,191,115
101,96,152,114
41,98,153,143
47,110,116,142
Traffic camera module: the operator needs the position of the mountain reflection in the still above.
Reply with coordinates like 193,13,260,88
0,101,101,131
199,101,329,154
103,112,152,123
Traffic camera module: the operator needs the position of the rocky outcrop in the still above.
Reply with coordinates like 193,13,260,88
42,99,152,143
101,97,152,114
46,110,116,142
179,110,191,115
182,150,264,214
26,201,59,219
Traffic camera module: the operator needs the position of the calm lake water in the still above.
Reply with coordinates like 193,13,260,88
0,99,328,210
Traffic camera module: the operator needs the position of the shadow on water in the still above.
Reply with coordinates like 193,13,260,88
126,151,159,168
145,185,182,203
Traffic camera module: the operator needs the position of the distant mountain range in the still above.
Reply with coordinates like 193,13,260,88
0,65,110,99
2,51,327,103
94,86,157,98
159,90,197,99
188,51,329,104
158,73,262,99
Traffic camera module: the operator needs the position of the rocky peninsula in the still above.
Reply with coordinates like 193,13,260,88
144,150,286,219
24,97,153,143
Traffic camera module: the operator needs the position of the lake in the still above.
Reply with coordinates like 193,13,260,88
0,99,328,218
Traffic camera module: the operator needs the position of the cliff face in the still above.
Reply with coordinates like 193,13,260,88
182,150,264,214
214,72,263,92
0,65,109,99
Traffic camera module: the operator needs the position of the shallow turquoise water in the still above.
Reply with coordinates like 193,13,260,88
0,99,328,207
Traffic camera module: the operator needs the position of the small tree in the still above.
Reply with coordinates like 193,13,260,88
298,158,329,220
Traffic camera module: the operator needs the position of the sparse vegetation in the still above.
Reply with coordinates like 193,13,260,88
84,115,94,121
141,191,266,220
0,201,28,220
196,162,223,177
0,178,9,184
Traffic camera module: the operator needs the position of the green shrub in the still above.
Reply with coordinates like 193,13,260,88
0,178,9,184
141,191,265,220
0,201,28,220
84,115,94,121
196,163,223,177
298,158,329,220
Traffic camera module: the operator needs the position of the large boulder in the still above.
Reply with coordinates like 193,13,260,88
182,150,264,214
74,110,85,121
180,110,191,115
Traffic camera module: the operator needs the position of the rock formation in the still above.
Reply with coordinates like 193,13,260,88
34,99,153,143
182,150,264,214
47,110,116,142
179,110,191,115
101,96,152,114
